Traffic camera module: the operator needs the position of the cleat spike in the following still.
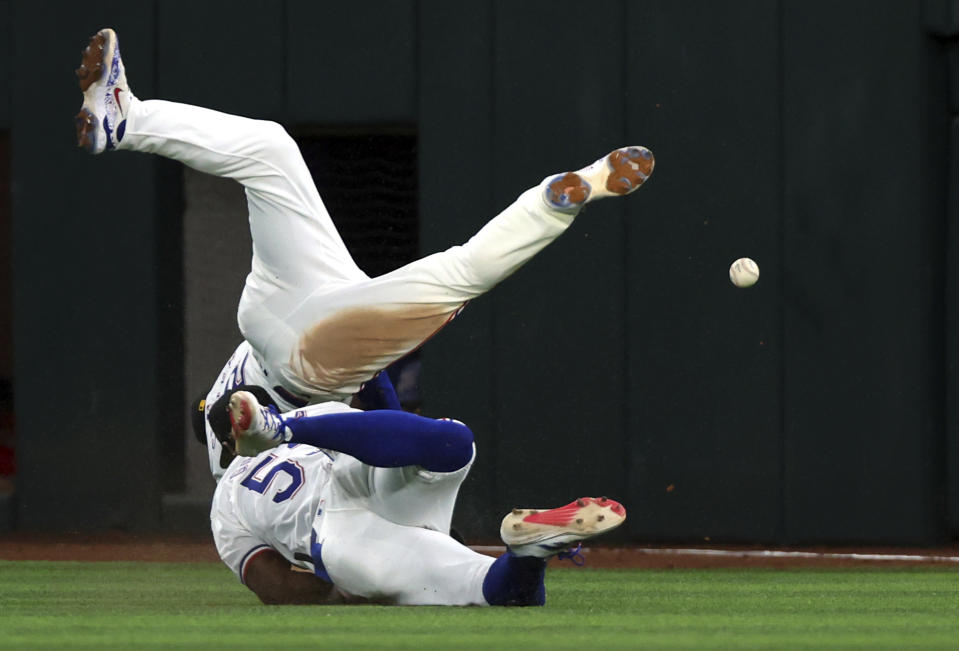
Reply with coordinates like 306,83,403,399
543,172,591,210
75,108,98,150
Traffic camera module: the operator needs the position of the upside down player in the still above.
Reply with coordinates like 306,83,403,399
74,28,655,482
210,389,626,606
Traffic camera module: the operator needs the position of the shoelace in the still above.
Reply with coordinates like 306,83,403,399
263,405,287,441
556,543,585,566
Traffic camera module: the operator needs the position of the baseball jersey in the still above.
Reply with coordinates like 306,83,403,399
210,441,335,583
204,340,352,482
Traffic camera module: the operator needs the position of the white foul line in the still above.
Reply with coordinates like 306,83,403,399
470,546,959,564
639,548,959,564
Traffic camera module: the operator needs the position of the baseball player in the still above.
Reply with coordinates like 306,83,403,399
74,29,655,481
210,389,626,606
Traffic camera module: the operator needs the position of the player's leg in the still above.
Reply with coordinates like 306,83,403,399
313,508,495,606
279,147,656,400
228,390,473,532
74,27,364,291
122,101,365,283
313,496,627,606
228,390,473,473
359,449,474,534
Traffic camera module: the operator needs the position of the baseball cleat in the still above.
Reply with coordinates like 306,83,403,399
543,146,655,210
500,496,626,559
75,28,134,154
228,391,289,457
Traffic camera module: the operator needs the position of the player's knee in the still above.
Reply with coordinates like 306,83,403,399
440,418,473,443
447,420,475,469
257,120,299,158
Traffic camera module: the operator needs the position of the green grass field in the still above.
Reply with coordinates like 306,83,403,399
2,561,959,649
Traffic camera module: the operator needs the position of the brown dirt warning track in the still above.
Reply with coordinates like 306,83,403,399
3,532,959,568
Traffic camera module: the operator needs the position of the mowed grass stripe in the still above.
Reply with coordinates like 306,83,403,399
2,561,959,649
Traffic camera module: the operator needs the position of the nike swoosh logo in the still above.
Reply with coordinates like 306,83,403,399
113,87,123,114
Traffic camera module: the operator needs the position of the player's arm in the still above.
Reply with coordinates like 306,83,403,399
351,370,402,411
244,548,348,605
214,505,354,605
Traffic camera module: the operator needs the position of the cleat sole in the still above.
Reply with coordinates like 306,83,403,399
501,497,626,548
228,391,284,457
228,393,256,456
544,146,654,209
76,32,108,93
544,172,591,209
604,147,654,195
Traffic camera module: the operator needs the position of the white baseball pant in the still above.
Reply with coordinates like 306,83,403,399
118,98,580,403
313,443,496,606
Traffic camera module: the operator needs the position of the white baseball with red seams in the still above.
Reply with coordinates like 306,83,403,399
729,257,760,288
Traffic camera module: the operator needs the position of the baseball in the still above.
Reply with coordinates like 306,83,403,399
729,257,760,288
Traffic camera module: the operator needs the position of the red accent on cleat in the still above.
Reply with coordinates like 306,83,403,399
521,497,627,527
522,500,589,526
583,496,625,516
501,496,627,556
229,399,253,434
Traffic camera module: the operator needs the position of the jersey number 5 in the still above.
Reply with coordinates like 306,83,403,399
239,454,305,503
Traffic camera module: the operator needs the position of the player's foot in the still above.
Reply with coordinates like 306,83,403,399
543,146,654,210
500,496,626,559
75,28,134,154
228,391,289,457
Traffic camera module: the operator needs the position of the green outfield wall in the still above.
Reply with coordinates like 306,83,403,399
2,0,956,545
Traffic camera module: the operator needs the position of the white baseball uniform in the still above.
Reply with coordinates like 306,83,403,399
114,97,583,481
210,409,497,606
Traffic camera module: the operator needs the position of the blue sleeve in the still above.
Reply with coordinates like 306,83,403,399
354,371,402,410
286,410,473,473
